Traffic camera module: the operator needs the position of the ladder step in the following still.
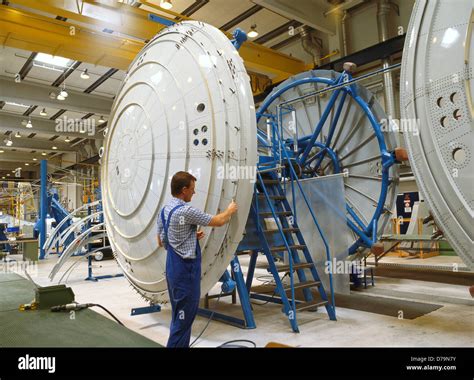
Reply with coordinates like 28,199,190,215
284,280,321,292
270,244,306,252
296,300,328,312
251,281,321,295
257,195,286,200
258,166,281,174
259,211,292,217
263,227,300,233
273,262,313,272
235,250,252,256
262,179,280,185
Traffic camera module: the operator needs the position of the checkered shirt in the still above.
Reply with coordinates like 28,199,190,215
157,197,212,259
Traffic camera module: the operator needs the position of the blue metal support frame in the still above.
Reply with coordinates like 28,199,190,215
131,304,162,316
256,69,398,255
39,160,48,260
197,256,256,329
230,28,247,50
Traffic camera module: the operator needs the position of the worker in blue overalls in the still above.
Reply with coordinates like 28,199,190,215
157,171,238,348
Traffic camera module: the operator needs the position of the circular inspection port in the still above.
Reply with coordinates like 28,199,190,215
197,103,206,113
452,148,466,164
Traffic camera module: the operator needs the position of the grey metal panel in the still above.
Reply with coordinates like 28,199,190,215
401,0,474,269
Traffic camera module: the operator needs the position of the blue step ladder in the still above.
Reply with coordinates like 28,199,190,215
249,165,337,332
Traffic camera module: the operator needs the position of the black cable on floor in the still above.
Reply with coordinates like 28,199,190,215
190,290,224,347
217,339,256,348
87,303,124,326
251,272,289,306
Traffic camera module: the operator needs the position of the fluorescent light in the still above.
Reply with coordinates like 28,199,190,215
41,152,47,156
40,108,48,116
81,69,90,79
0,150,4,153
25,163,29,166
32,62,64,72
34,53,71,68
5,101,29,108
26,120,33,128
33,158,38,161
160,0,172,10
52,146,57,150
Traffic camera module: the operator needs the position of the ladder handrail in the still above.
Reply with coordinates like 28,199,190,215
270,119,336,312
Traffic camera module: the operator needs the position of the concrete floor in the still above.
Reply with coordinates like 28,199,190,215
2,253,473,348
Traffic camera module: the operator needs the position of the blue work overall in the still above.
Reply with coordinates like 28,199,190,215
161,204,201,348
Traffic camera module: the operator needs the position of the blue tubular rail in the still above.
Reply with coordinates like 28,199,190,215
268,120,336,317
256,70,396,256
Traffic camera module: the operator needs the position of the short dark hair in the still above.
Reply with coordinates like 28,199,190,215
171,171,197,196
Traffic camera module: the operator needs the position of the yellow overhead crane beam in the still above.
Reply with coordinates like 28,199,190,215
0,0,311,95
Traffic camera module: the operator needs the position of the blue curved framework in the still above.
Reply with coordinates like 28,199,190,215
256,69,398,255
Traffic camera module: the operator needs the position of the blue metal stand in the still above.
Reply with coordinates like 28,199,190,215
197,256,256,329
131,304,161,316
84,254,125,282
39,160,47,260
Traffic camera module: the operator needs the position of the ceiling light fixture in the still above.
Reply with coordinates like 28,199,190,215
57,94,66,101
98,116,106,124
52,146,57,150
25,163,29,166
248,24,259,38
160,0,172,10
41,152,47,156
81,69,90,79
65,136,71,143
15,131,21,138
33,158,38,161
59,83,68,98
5,137,13,146
26,118,33,128
40,108,48,116
0,149,4,153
